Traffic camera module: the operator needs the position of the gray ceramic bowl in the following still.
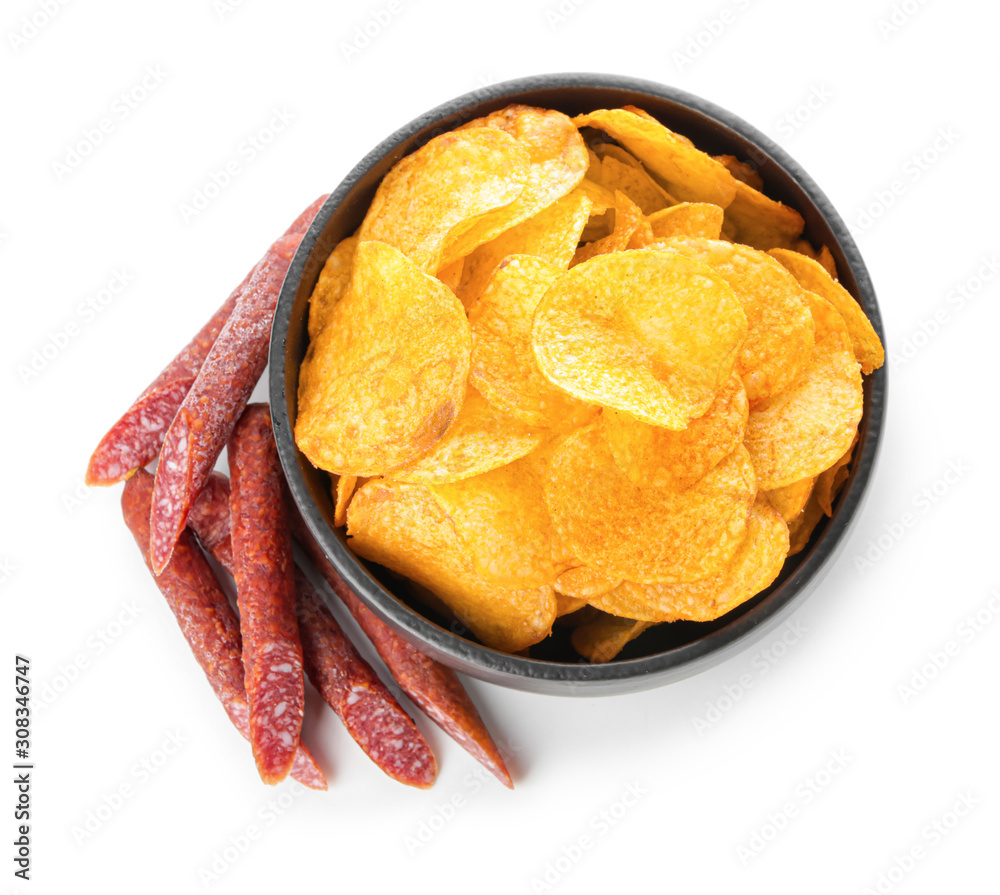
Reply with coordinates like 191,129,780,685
269,73,887,696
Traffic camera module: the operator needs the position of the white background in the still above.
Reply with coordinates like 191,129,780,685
2,0,998,892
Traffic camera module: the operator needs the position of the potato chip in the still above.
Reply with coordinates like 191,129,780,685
469,254,596,429
815,432,858,516
766,475,816,523
594,156,674,215
647,203,724,240
331,474,359,527
658,237,815,403
307,234,357,340
446,105,588,265
388,386,542,484
436,257,464,294
724,180,805,251
357,127,530,274
427,454,566,587
714,154,764,190
296,241,471,476
788,491,825,556
554,565,622,600
744,293,863,489
817,245,838,279
572,190,646,264
347,480,556,652
457,191,592,310
533,249,746,429
573,108,737,207
769,248,885,374
588,495,788,622
571,614,651,663
602,370,748,490
574,178,616,212
544,424,756,583
555,594,587,617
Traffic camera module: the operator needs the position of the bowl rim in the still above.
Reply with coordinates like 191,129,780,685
269,72,888,696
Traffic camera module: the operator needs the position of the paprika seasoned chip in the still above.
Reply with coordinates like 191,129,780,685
658,237,815,403
347,479,556,652
572,190,647,264
588,495,789,622
593,155,674,215
769,248,885,374
332,474,359,527
744,293,863,489
766,475,816,523
388,386,542,484
724,180,805,251
532,249,747,428
307,234,357,340
296,241,471,476
357,127,530,274
647,203,724,240
544,424,756,584
814,433,858,516
602,370,748,490
554,565,622,600
571,615,651,663
469,254,596,429
574,107,737,207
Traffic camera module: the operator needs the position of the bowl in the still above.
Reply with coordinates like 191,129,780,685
269,73,887,696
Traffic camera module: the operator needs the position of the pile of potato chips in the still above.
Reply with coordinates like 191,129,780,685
295,103,884,661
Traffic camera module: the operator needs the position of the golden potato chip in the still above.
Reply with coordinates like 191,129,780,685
766,475,816,523
347,480,556,652
602,370,748,490
296,241,471,476
555,594,587,617
446,105,588,265
769,248,884,374
307,234,357,340
571,614,651,663
714,154,764,190
532,249,747,428
544,424,756,583
427,454,567,588
469,254,596,429
574,177,616,212
436,257,464,294
724,180,805,251
744,293,863,489
588,495,788,622
788,492,824,556
573,108,737,207
658,237,815,403
554,565,622,600
457,191,592,310
592,142,642,168
815,432,858,516
817,245,838,279
388,386,542,484
331,474,359,527
572,190,645,264
647,203,724,240
594,156,674,215
357,128,530,274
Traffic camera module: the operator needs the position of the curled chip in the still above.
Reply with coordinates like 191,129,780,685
532,249,747,428
388,386,542,484
744,293,863,489
296,241,471,476
469,255,596,429
357,127,530,274
347,480,556,652
647,203,724,240
554,565,622,600
448,105,588,266
766,475,816,523
457,191,592,309
331,474,359,527
307,234,357,340
769,248,885,374
788,491,825,556
723,180,805,251
602,370,748,491
588,495,789,622
814,433,858,516
427,454,567,588
572,190,647,264
574,108,737,207
593,154,674,215
658,237,815,403
571,614,651,663
544,424,756,583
